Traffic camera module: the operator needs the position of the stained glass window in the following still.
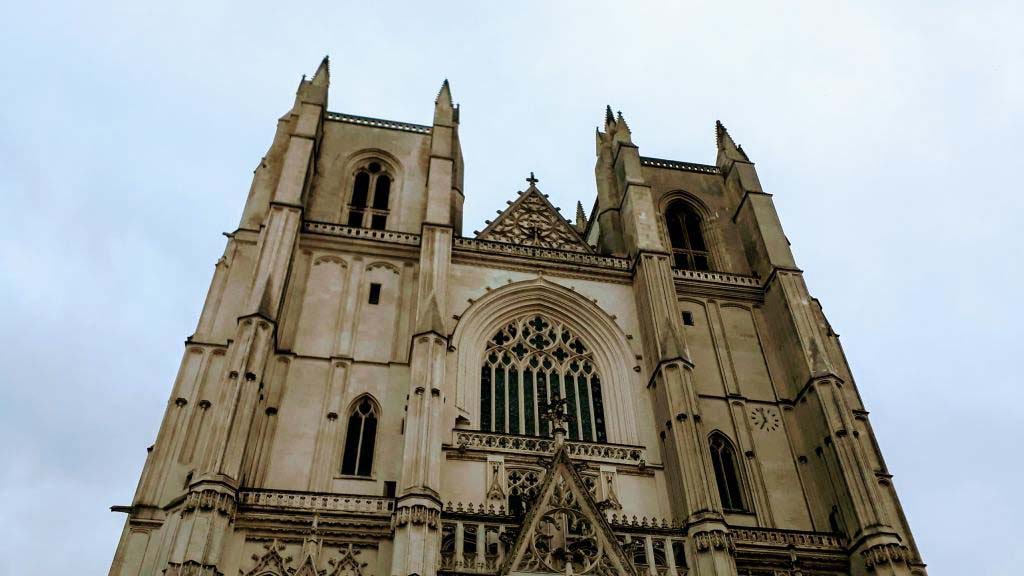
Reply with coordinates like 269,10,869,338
479,315,607,442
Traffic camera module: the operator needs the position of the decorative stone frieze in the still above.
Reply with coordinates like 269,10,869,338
164,560,224,576
692,529,736,555
182,488,236,517
395,504,441,528
862,543,911,571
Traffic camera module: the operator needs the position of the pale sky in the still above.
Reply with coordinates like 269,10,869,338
1,1,1021,574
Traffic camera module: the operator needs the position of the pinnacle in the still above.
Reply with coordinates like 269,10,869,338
604,105,615,127
616,110,630,132
415,291,446,336
575,200,587,231
715,120,728,148
436,78,453,106
311,55,330,86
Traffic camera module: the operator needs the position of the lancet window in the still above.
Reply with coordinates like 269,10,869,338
479,315,607,442
341,396,378,476
665,201,710,271
346,161,392,230
709,432,746,512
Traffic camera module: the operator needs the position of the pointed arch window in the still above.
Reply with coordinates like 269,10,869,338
709,433,746,512
665,201,710,271
341,397,378,476
346,161,393,230
479,315,607,442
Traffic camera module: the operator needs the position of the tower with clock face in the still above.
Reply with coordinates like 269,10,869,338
107,58,927,576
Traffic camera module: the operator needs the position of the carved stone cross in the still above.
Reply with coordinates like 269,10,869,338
526,171,539,187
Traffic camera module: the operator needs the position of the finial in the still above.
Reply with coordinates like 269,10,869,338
605,105,615,127
526,172,539,187
575,201,587,231
616,110,631,132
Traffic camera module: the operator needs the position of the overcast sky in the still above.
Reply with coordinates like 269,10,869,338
1,1,1021,574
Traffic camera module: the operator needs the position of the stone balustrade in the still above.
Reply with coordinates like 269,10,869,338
452,430,646,466
237,489,395,515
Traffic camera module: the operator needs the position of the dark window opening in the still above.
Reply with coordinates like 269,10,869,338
384,480,397,498
671,540,687,568
347,162,392,229
710,433,746,512
351,172,370,207
373,175,391,209
682,311,694,326
368,283,382,305
347,209,364,227
341,397,378,476
666,201,711,271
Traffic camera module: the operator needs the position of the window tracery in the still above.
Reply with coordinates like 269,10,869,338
709,432,746,512
341,396,378,476
479,315,607,442
346,161,392,230
665,201,710,271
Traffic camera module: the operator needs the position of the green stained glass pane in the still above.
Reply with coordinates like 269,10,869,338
592,374,607,442
550,371,560,401
563,372,578,440
509,367,520,434
578,374,593,441
480,365,492,431
495,367,506,432
537,371,549,437
524,370,535,435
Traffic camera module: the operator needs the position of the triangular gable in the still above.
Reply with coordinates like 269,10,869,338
499,447,637,576
476,180,594,254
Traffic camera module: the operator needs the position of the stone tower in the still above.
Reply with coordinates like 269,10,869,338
108,59,926,576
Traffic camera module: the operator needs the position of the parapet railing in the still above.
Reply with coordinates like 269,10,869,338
237,489,395,515
303,221,422,246
452,430,646,466
325,112,432,134
454,237,630,271
671,267,761,287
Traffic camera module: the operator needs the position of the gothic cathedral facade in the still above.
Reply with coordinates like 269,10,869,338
109,59,926,576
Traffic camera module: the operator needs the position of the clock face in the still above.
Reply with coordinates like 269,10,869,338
750,407,780,431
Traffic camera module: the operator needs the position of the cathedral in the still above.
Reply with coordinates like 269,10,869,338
108,58,926,576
